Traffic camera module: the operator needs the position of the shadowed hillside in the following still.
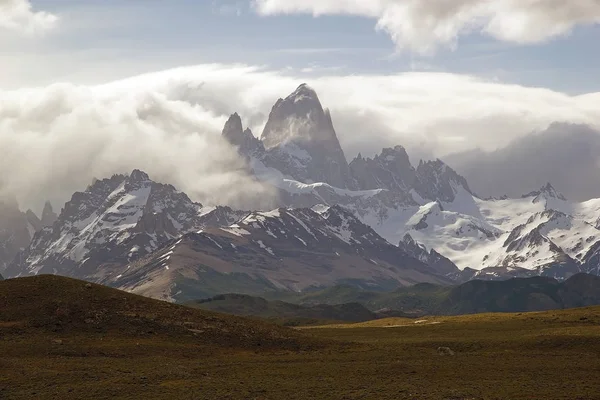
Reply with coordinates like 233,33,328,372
3,275,600,399
0,275,321,351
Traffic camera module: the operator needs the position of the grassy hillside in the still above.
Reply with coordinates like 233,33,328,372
3,275,600,399
0,275,322,351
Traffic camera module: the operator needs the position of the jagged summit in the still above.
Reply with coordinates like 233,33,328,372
41,201,57,227
523,182,567,201
0,198,40,272
413,159,473,202
286,83,319,103
350,145,415,192
252,84,354,189
221,113,264,156
4,170,212,278
130,169,150,182
222,113,243,139
261,83,335,148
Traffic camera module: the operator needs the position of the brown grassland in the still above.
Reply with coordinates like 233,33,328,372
2,275,600,399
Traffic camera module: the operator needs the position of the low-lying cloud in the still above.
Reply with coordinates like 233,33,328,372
0,0,57,34
2,63,600,211
444,123,600,201
253,0,600,53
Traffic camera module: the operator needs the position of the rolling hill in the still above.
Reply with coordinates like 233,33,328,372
4,274,600,399
187,294,377,325
0,275,319,351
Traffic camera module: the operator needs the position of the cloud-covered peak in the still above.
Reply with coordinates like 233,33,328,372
222,113,244,139
287,83,319,102
3,64,600,209
129,169,151,182
261,83,330,148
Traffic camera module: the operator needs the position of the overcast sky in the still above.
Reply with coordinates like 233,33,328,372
2,0,600,210
1,0,599,92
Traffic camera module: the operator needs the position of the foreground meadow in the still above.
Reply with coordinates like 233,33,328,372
2,276,600,399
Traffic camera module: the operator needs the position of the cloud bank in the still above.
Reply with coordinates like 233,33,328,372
2,63,600,211
445,123,600,201
253,0,600,53
0,0,57,34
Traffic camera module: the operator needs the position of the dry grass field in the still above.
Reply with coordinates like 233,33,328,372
2,275,600,399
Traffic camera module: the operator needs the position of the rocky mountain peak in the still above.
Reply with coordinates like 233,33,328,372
380,145,409,158
41,201,57,227
523,182,567,201
4,170,226,278
402,233,418,247
221,113,264,156
130,169,150,183
222,113,244,141
261,83,333,149
0,197,39,272
350,145,415,191
287,83,319,103
413,159,472,202
258,84,354,189
398,233,459,276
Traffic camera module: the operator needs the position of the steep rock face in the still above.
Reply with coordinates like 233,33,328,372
0,198,41,272
4,171,241,280
413,159,473,203
398,234,459,276
222,113,265,157
110,205,454,301
260,84,354,189
40,201,58,227
583,242,600,275
349,146,416,192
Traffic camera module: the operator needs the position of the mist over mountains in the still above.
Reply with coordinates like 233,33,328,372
444,123,600,202
2,81,600,302
2,65,600,214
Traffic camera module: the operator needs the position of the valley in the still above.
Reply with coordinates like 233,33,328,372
2,275,600,399
4,4,600,399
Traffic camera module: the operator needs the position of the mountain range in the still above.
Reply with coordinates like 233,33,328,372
2,84,600,302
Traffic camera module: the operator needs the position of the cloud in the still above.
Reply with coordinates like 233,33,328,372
2,63,600,211
0,0,58,34
253,0,600,53
0,66,277,212
444,123,600,201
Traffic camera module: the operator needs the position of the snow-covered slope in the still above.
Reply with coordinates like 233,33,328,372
223,87,600,280
5,170,246,280
8,83,600,290
108,205,456,301
363,182,600,278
